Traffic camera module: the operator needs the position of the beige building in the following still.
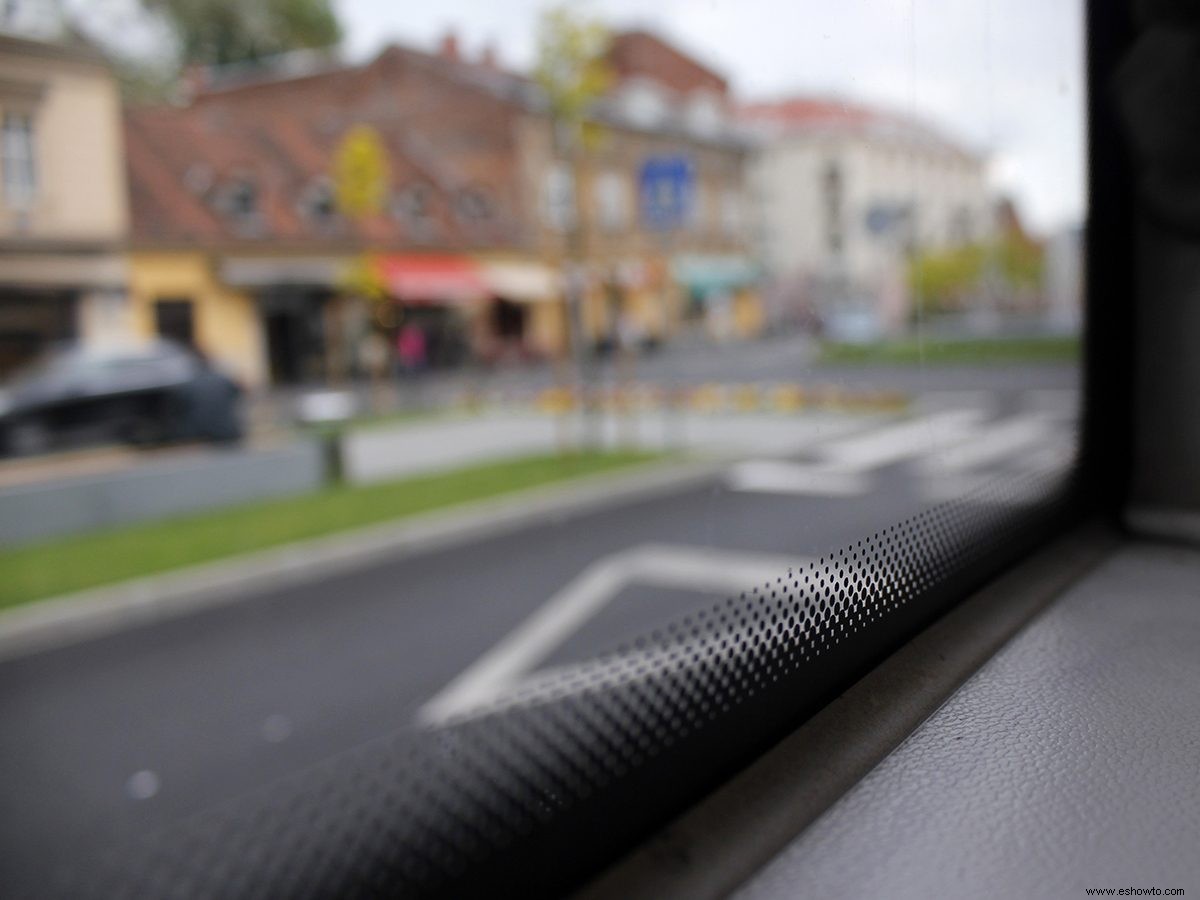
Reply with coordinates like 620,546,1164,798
0,32,129,376
741,97,991,334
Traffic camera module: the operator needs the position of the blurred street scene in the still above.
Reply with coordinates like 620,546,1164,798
0,0,1084,886
1,0,1080,457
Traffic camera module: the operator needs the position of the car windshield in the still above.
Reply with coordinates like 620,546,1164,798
0,0,1085,893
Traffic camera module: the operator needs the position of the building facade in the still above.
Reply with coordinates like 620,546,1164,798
519,29,761,351
124,42,538,388
122,28,762,388
741,97,991,335
0,31,129,377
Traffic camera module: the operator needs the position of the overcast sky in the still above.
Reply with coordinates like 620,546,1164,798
73,0,1085,234
336,0,1085,234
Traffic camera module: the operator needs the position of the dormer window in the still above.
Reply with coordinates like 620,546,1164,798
226,179,256,217
619,80,670,128
2,112,37,211
213,174,262,235
455,185,493,224
392,182,436,239
685,91,724,136
298,177,337,229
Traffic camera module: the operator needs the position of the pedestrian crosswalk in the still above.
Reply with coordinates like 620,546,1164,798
727,402,1076,501
418,392,1081,728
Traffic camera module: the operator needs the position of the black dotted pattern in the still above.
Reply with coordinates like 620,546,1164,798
63,464,1076,900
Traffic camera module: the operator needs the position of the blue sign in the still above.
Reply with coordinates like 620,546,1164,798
865,203,912,236
639,155,695,231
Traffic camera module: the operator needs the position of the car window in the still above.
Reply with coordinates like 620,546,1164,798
0,1,1085,895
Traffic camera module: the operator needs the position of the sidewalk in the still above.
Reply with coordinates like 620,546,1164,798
338,408,896,484
0,455,724,662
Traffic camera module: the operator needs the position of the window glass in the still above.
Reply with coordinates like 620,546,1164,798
0,1,1086,892
542,160,576,231
1,111,37,209
594,169,628,231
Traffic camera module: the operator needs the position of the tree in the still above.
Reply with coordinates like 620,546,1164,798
533,7,612,150
143,0,342,67
908,236,1044,315
333,125,390,220
533,6,613,448
332,125,391,392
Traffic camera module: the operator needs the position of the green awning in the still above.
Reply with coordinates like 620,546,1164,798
671,255,761,295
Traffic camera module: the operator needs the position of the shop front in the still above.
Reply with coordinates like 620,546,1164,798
475,259,563,362
374,255,489,369
671,254,764,342
1,251,129,379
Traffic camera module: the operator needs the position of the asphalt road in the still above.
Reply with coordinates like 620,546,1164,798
0,367,1079,888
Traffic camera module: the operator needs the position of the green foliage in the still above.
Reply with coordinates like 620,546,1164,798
143,0,342,67
996,234,1044,289
908,244,986,312
533,6,613,146
0,450,663,609
819,335,1079,366
908,236,1046,313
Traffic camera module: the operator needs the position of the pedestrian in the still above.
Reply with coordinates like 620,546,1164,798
396,322,428,376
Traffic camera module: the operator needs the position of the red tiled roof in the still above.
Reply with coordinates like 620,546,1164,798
739,97,876,127
124,45,529,251
738,96,979,161
607,30,729,98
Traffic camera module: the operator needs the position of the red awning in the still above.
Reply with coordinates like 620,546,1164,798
374,255,488,304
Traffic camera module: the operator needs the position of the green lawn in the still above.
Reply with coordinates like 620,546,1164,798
818,335,1080,366
0,450,661,610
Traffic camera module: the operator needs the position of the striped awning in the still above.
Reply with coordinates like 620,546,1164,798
478,261,561,303
375,255,488,304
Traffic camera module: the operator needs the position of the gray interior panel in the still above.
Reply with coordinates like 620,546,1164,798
736,540,1200,899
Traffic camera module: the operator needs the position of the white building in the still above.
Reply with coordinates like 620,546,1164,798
740,97,991,336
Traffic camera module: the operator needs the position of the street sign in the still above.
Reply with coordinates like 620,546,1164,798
639,155,695,231
865,202,912,237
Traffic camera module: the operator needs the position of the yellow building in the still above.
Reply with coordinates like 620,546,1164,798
126,252,267,387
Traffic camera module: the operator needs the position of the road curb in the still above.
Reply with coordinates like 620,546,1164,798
0,457,727,663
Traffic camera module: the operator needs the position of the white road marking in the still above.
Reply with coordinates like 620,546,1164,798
728,408,988,497
728,460,869,497
818,408,987,469
418,544,808,727
922,412,1057,474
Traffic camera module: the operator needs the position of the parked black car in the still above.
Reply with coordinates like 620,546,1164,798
0,341,244,457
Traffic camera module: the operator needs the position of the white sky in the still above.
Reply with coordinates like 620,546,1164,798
71,0,1086,234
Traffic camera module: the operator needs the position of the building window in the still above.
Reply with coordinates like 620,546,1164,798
227,180,256,217
2,111,37,210
688,182,713,233
393,182,435,238
619,80,669,128
214,175,260,234
298,178,338,230
542,161,576,232
822,161,844,256
455,185,493,224
685,91,724,136
720,187,743,238
154,298,196,348
594,170,628,232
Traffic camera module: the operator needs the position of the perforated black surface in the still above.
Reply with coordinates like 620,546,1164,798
60,466,1077,900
